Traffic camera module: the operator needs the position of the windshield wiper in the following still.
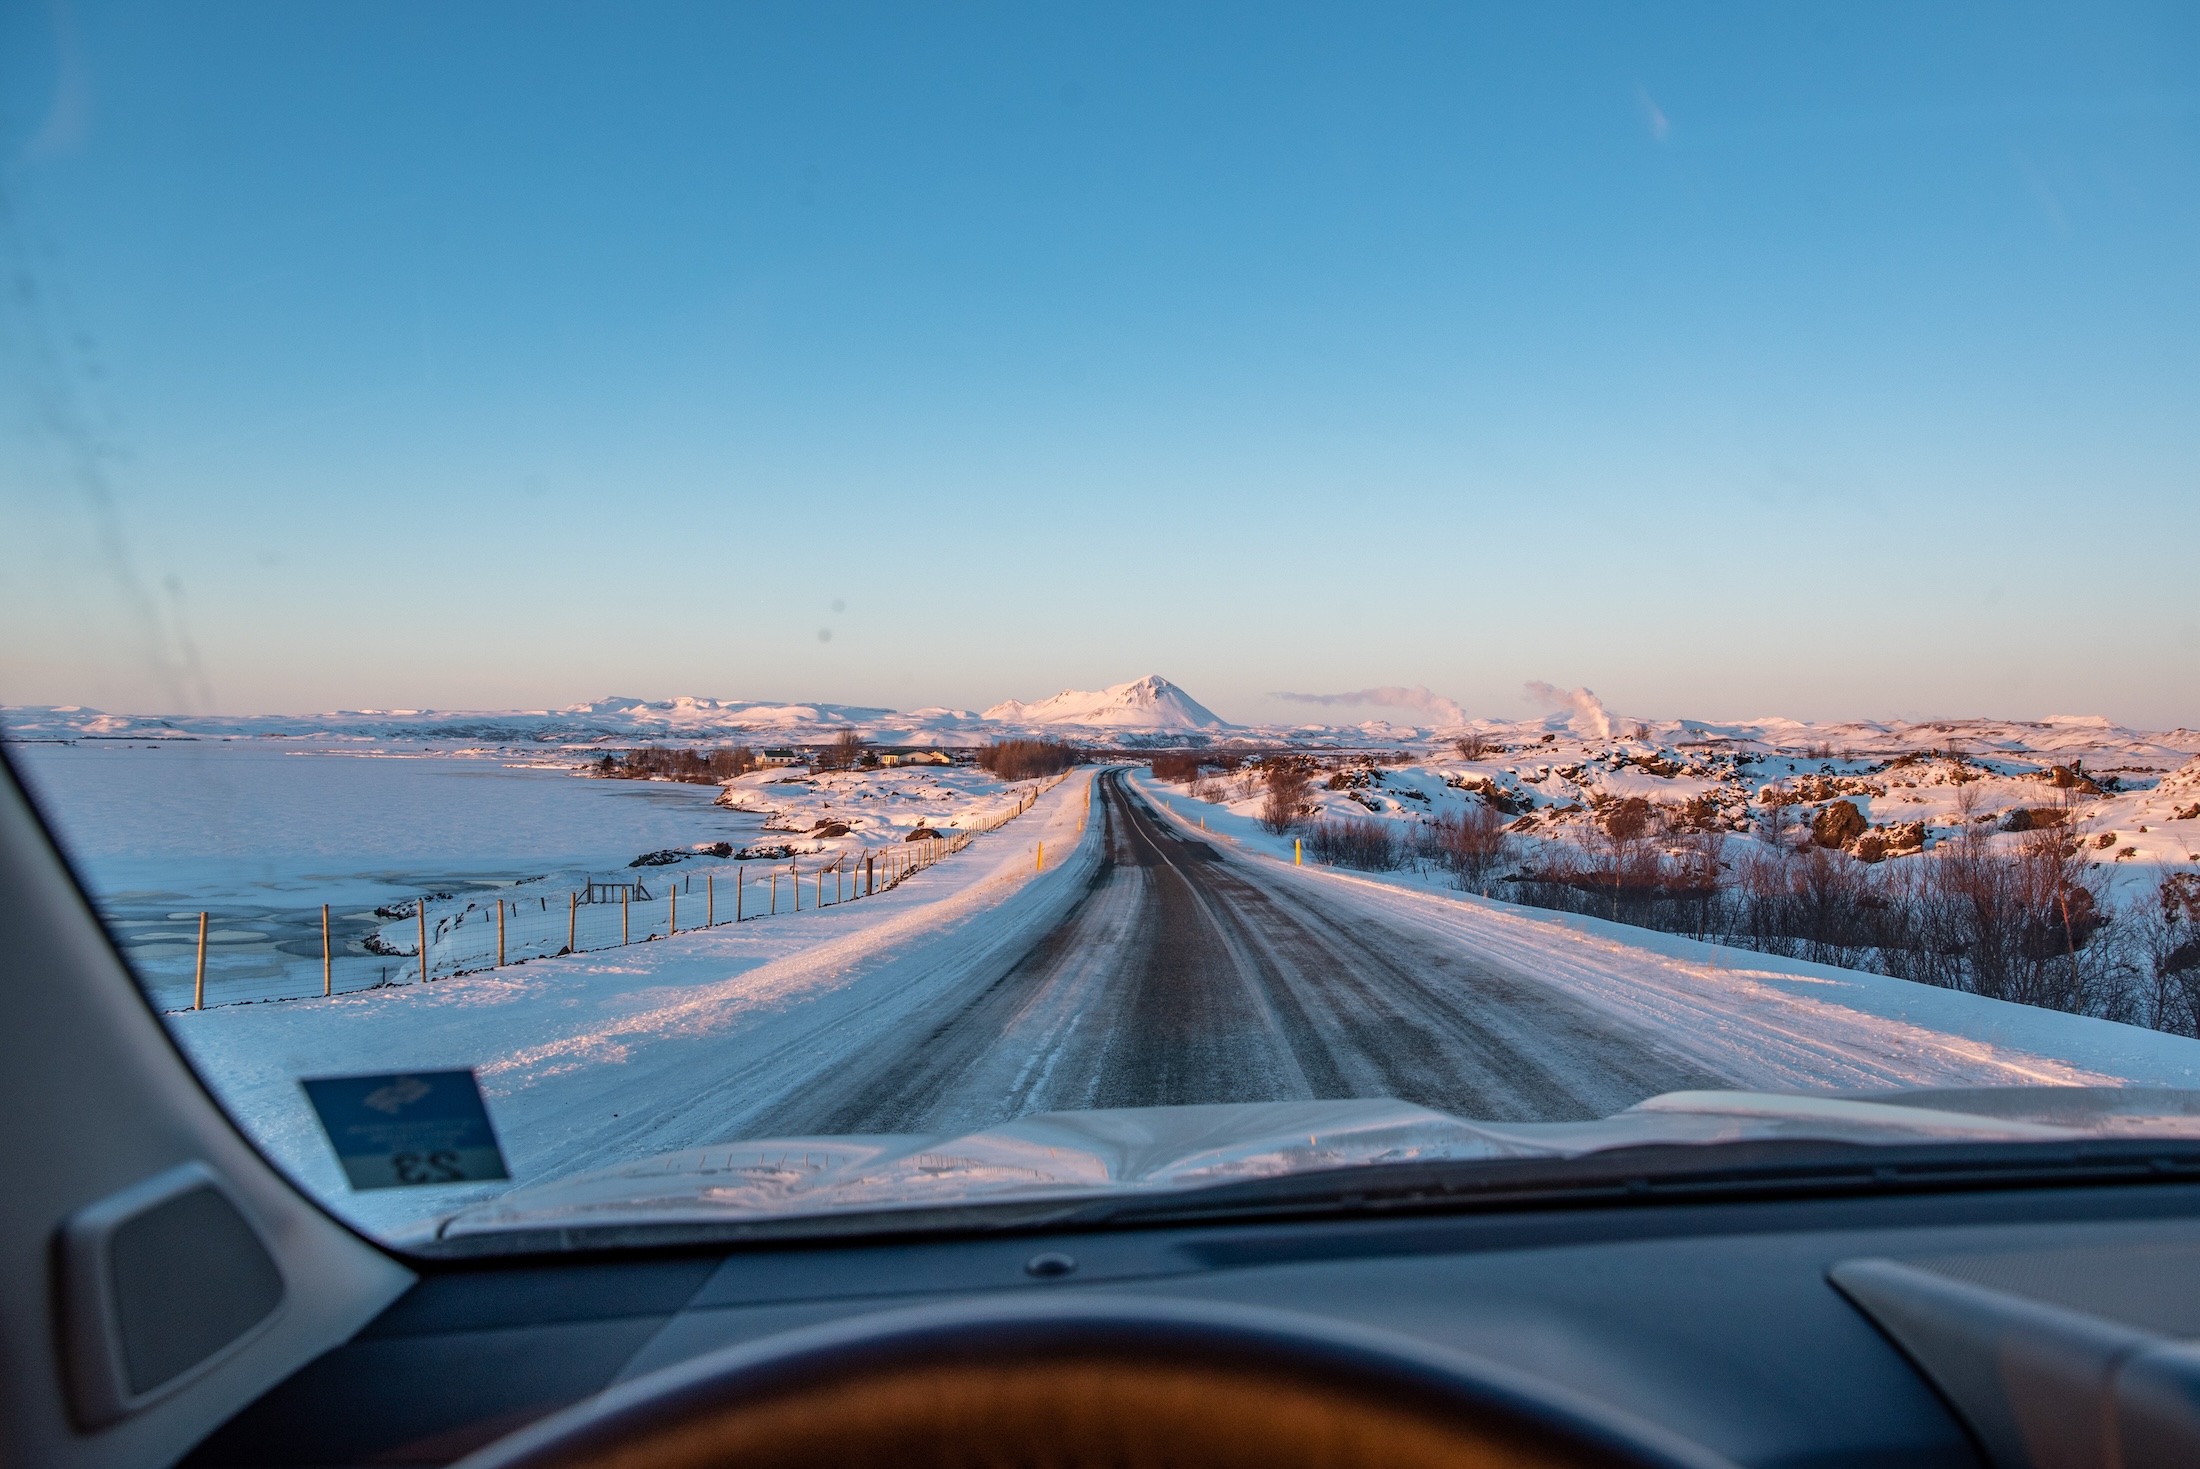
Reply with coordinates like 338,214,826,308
407,1137,2200,1260
1050,1137,2200,1230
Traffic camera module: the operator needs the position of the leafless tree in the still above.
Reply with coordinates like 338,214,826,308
812,728,865,772
1593,797,1660,919
1260,761,1312,834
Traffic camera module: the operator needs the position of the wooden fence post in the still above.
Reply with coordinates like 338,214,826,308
622,889,630,945
670,885,677,936
419,902,429,983
194,911,207,1010
708,872,715,927
794,862,801,912
496,898,506,968
321,903,331,997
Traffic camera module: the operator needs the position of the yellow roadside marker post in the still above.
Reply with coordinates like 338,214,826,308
1295,837,1302,866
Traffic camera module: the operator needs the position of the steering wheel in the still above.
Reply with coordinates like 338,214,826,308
453,1295,1736,1469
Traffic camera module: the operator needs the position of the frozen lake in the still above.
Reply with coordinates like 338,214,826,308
7,740,764,1008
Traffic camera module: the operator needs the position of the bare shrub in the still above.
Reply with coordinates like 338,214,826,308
1590,797,1661,917
1504,774,2146,1024
1417,804,1511,889
979,739,1082,781
1671,829,1725,940
2136,874,2200,1035
1307,818,1401,870
1150,752,1203,784
1260,761,1313,834
1454,732,1498,761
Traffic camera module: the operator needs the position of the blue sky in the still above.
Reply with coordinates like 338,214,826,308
2,2,2195,728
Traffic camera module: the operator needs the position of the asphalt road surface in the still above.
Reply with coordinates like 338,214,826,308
744,771,1724,1139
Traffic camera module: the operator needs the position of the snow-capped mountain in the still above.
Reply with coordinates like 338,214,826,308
9,682,2193,759
0,676,1232,746
981,676,1230,731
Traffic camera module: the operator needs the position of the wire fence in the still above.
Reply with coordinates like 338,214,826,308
152,772,1067,1013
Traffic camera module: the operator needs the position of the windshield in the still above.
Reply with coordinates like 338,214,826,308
4,4,2197,1250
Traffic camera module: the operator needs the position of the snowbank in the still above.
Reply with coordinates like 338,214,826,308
1128,770,2200,1092
165,770,1103,1239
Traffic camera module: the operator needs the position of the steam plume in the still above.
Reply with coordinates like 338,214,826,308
1523,681,1615,739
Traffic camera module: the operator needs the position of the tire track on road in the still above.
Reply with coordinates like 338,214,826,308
742,771,1726,1139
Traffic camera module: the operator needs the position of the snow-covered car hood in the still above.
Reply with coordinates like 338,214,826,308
433,1088,2200,1240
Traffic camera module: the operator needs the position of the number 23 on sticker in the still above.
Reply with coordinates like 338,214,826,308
300,1070,510,1190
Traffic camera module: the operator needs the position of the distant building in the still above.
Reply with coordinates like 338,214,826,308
880,750,950,767
759,748,800,767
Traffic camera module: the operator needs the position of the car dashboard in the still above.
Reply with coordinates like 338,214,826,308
180,1175,2200,1468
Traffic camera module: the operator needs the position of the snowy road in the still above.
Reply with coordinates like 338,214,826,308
741,772,1723,1137
175,765,2200,1240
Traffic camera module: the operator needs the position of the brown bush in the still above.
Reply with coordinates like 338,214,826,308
979,739,1082,781
1306,817,1399,869
1260,762,1312,834
1150,752,1203,784
1417,805,1510,887
1605,797,1655,842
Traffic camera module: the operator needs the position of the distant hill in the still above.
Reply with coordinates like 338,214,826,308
981,676,1229,731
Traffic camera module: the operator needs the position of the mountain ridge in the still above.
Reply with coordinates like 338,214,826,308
981,675,1228,730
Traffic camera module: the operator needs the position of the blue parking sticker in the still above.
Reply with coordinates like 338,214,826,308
300,1070,510,1190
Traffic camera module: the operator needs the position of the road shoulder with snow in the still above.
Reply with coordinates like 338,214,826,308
169,762,2200,1243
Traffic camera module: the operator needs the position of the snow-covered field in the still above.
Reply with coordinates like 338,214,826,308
1144,717,2200,905
166,770,1097,1239
12,675,2200,1244
712,758,1062,861
149,758,2200,1245
1128,770,2200,1094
